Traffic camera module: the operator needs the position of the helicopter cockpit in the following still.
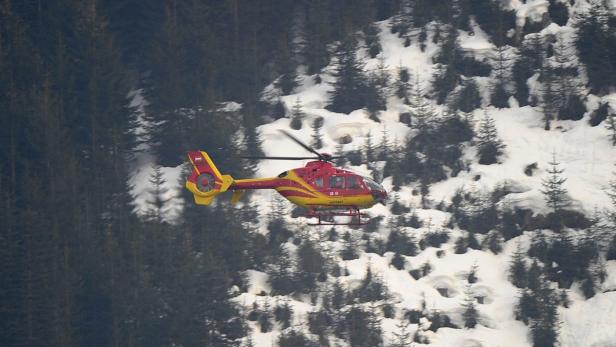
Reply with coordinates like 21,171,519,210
362,176,387,202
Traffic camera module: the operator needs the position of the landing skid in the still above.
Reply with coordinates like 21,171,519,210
306,207,368,226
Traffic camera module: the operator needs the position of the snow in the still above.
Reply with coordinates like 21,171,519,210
127,89,186,223
135,6,616,346
560,291,616,347
232,14,616,344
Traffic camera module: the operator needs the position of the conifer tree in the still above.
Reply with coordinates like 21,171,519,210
391,0,415,41
391,252,406,270
455,79,482,113
605,114,616,146
242,117,266,176
608,170,616,222
574,0,616,94
297,239,325,292
606,234,616,261
258,299,273,333
274,299,293,329
378,126,391,161
290,98,305,130
484,230,504,254
432,25,463,104
311,117,324,149
468,263,479,284
304,0,331,76
146,164,171,222
408,77,437,131
275,33,299,95
334,143,347,166
395,66,411,102
364,23,382,58
365,59,389,120
455,236,468,254
278,329,315,347
543,34,586,121
490,45,513,108
364,131,375,162
327,37,369,113
527,260,543,292
390,320,413,347
530,279,560,347
509,243,527,289
476,114,505,165
462,284,479,328
541,153,570,216
341,231,359,260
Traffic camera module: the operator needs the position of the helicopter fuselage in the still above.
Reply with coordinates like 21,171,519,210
229,160,387,209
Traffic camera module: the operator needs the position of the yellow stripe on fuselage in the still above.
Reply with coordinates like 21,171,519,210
280,170,376,209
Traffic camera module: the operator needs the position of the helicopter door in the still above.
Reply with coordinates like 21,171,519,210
345,175,363,195
326,175,345,197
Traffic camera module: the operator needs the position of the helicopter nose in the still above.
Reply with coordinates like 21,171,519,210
371,189,388,205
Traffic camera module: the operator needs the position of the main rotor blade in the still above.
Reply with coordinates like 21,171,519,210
278,130,322,158
238,155,320,160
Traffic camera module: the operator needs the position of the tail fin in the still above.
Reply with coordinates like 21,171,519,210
185,151,234,205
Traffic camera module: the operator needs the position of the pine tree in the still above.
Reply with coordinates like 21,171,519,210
543,34,586,121
365,66,388,120
390,320,413,347
606,234,616,261
408,76,438,131
274,299,293,329
391,252,406,270
341,231,359,260
364,22,382,58
304,0,331,75
484,230,504,254
541,153,570,216
574,0,616,94
462,284,479,328
391,0,415,40
490,45,513,108
297,239,325,292
290,97,305,130
467,263,479,284
455,236,468,254
509,242,528,288
395,66,411,102
527,260,543,292
327,37,369,113
278,329,315,347
608,170,616,223
530,279,560,347
311,117,324,149
275,33,299,95
605,114,616,146
364,131,375,162
146,164,171,222
258,299,273,333
454,79,482,113
476,113,505,165
378,126,391,161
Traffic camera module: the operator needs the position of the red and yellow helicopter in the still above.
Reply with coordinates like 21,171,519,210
185,130,388,225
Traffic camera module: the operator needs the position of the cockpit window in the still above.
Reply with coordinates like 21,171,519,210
346,176,361,189
329,176,344,189
277,171,288,178
314,177,323,188
363,177,383,191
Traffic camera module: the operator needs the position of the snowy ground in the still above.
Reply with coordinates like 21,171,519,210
130,10,616,347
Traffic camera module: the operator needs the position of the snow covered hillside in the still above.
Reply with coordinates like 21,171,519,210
132,2,616,347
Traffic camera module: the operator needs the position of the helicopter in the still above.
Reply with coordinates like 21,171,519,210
185,130,388,225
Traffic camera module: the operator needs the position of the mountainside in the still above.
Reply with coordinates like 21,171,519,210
2,0,616,346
